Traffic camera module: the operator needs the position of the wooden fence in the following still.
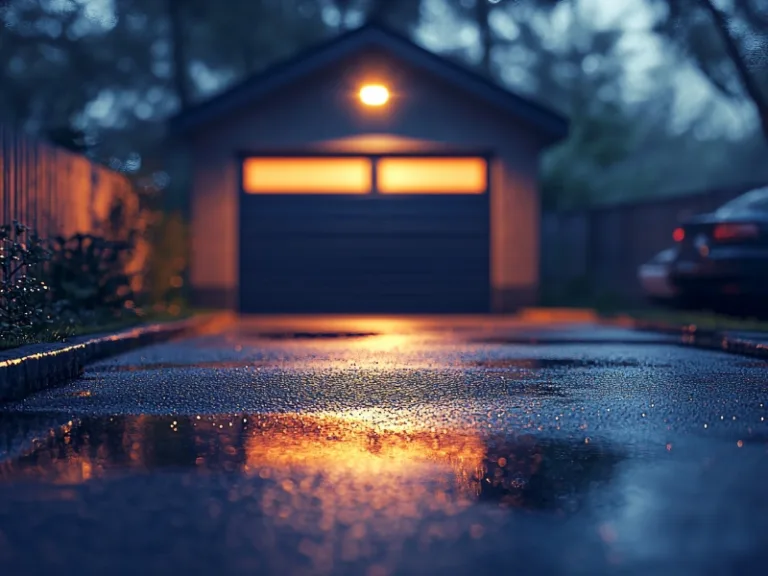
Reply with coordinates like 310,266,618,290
541,181,768,304
0,124,137,238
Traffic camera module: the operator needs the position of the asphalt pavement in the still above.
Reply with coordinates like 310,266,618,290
1,316,768,576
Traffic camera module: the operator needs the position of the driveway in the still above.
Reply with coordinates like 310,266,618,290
1,316,767,575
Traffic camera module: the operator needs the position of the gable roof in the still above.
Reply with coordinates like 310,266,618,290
168,23,569,143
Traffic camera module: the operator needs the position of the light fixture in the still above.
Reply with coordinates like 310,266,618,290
359,84,389,106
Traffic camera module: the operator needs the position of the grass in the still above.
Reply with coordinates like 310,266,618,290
540,283,768,332
0,308,196,353
609,308,768,333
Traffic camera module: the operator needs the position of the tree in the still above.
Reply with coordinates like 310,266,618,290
327,0,423,33
366,0,423,31
439,0,562,77
652,0,768,142
166,0,192,111
535,20,638,208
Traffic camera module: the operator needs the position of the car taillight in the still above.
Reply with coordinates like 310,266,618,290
712,223,760,241
673,227,685,242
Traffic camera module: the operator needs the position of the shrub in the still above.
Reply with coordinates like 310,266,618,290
0,222,56,339
145,211,188,307
45,233,137,324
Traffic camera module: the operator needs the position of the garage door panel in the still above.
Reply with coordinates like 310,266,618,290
242,263,489,279
245,194,486,209
242,203,487,236
243,270,488,288
240,237,489,261
241,194,485,213
244,219,487,236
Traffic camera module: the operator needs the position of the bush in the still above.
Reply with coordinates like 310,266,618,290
46,233,137,324
144,211,188,308
0,222,56,340
0,221,141,349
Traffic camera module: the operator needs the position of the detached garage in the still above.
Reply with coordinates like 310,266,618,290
169,24,568,314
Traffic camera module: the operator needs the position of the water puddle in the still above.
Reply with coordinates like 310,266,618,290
0,412,624,514
3,413,766,575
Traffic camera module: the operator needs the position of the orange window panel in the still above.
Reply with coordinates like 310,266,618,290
376,157,487,194
242,157,372,194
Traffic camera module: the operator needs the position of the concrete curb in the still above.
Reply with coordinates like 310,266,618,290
518,307,600,324
0,314,223,403
606,316,768,360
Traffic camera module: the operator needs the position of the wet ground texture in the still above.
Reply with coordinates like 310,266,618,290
1,316,768,576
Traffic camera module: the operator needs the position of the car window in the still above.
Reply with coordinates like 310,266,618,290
651,248,677,264
715,187,768,216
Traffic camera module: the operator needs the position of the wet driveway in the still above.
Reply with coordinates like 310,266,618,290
1,316,768,575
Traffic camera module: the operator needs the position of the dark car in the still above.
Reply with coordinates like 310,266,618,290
668,186,768,313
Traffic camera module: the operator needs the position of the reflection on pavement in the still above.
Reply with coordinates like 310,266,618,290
0,412,624,514
0,413,630,574
3,412,767,574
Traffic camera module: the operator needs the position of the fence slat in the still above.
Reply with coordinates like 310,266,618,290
0,124,133,239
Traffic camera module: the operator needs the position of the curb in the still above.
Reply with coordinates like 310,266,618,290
518,307,600,324
0,314,224,403
605,317,768,360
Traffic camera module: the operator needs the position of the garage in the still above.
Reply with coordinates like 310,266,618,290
238,154,490,313
169,24,569,313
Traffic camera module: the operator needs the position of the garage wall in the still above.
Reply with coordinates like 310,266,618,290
189,145,239,308
188,48,544,311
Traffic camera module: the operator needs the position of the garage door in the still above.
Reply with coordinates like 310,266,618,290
238,154,490,313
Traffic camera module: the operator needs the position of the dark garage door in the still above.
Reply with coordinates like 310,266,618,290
238,155,491,313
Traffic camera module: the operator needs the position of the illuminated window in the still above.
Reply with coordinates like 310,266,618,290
242,157,372,194
376,157,487,194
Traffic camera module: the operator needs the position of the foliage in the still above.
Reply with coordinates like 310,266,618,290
45,233,137,324
0,222,55,340
46,126,89,154
144,211,188,307
0,220,143,349
649,0,768,140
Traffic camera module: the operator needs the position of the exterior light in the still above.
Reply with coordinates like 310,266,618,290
359,84,389,106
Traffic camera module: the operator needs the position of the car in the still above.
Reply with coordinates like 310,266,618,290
667,185,768,314
638,247,679,304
